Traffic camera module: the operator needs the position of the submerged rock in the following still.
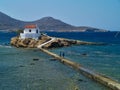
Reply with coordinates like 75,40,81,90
33,58,39,61
49,58,57,61
19,65,25,67
30,63,35,65
81,53,87,56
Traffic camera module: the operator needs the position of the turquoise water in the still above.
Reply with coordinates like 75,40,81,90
49,32,120,82
48,32,120,82
50,45,120,82
0,46,109,90
0,31,119,90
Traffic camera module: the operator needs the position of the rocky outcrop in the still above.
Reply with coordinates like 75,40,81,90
11,35,102,49
10,35,51,48
42,39,76,49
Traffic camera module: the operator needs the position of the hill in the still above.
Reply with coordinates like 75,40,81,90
0,12,25,30
0,11,107,32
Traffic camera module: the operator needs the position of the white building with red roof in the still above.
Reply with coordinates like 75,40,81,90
20,25,41,40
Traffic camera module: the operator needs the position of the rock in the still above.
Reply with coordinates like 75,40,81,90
11,35,103,49
49,58,56,61
19,65,25,67
30,63,35,65
81,53,87,56
33,58,39,61
78,79,84,82
10,35,51,48
78,78,86,82
42,38,76,49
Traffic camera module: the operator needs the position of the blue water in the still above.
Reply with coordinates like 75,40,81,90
0,31,120,90
0,31,17,46
48,32,120,82
47,32,120,44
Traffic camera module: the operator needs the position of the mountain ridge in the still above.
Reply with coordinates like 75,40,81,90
0,11,107,32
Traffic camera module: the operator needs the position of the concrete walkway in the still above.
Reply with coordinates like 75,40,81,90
39,48,120,90
37,37,56,48
37,37,120,90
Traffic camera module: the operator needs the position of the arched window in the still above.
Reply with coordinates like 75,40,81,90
36,29,38,33
29,29,31,32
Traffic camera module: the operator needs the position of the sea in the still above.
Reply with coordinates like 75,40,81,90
0,31,120,90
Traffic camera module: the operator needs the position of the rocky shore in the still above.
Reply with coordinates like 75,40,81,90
11,35,102,49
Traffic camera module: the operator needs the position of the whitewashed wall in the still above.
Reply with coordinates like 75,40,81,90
20,27,41,40
24,28,40,34
20,33,41,40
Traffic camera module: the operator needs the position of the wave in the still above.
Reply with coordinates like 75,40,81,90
0,45,12,48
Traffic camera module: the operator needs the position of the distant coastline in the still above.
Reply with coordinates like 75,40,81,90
0,11,108,32
0,29,110,33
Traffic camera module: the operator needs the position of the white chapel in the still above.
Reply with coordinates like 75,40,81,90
20,24,41,40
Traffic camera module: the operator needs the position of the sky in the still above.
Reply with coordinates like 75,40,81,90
0,0,120,31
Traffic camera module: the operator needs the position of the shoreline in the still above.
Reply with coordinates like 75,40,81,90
10,35,104,49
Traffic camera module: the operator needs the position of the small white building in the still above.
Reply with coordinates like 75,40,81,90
20,25,41,40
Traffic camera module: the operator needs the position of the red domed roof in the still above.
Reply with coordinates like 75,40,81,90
25,25,37,28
